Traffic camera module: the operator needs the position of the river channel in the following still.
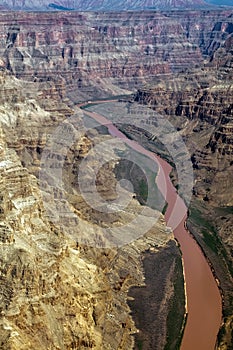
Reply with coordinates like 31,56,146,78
82,102,222,350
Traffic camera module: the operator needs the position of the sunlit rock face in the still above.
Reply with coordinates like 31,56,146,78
0,10,230,101
0,8,232,350
0,58,180,350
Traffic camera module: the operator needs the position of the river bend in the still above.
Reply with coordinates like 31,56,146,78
83,103,222,350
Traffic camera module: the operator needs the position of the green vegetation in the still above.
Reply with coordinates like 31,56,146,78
215,206,233,215
162,202,168,215
202,229,219,255
217,321,226,343
136,339,143,350
80,94,133,109
81,103,98,109
164,256,186,350
189,206,215,232
138,179,148,202
188,200,233,350
188,200,233,325
189,205,233,276
114,145,165,211
117,128,133,140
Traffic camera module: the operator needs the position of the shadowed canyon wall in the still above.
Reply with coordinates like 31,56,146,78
132,13,232,348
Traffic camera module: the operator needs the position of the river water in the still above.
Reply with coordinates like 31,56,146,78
84,106,222,350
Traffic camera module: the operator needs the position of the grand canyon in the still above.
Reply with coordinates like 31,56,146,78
0,2,232,350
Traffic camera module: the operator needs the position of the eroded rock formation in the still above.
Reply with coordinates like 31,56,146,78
132,13,232,349
0,10,231,101
0,9,232,350
0,66,182,349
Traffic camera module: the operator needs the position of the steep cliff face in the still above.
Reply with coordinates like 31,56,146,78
0,10,231,101
0,9,232,350
133,14,232,348
0,67,182,349
135,61,233,206
133,11,233,199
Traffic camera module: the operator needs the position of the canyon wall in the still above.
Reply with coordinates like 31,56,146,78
0,10,231,101
0,9,232,349
133,13,232,349
0,62,182,349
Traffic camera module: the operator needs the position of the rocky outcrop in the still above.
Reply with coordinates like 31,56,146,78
132,13,232,348
133,12,233,202
135,78,233,205
0,9,232,349
0,10,231,101
0,67,182,349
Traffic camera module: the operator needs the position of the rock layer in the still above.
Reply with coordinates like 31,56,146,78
132,13,232,349
0,67,181,349
0,10,231,101
0,9,232,350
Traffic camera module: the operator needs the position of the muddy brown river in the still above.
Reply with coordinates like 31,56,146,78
84,105,222,350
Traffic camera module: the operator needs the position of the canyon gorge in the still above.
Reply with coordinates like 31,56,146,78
0,8,232,350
